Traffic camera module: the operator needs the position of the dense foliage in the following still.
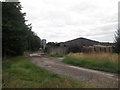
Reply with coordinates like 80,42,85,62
115,29,120,53
2,2,41,57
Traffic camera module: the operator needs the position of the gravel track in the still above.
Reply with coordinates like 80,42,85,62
29,57,119,88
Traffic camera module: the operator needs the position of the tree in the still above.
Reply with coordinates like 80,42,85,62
115,29,120,53
2,2,41,57
26,30,41,51
2,2,27,56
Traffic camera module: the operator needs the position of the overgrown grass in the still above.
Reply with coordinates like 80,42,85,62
63,55,120,74
3,57,95,88
68,53,119,63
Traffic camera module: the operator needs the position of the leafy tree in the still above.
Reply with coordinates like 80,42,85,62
115,29,120,53
47,42,60,47
2,2,41,57
26,30,41,51
2,2,27,56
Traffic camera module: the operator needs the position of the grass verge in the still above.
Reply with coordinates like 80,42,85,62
3,57,95,88
63,56,120,74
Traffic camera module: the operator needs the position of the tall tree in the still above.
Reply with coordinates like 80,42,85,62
115,29,120,53
2,2,41,57
26,29,41,51
2,2,27,56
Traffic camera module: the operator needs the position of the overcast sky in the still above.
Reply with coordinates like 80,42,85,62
15,0,120,42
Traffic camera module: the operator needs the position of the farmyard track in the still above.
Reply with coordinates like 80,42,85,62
29,57,119,88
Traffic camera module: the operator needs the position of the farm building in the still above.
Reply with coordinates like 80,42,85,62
60,37,100,47
46,46,68,55
46,42,68,55
46,37,113,55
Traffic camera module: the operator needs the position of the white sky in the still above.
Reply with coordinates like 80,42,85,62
4,0,120,42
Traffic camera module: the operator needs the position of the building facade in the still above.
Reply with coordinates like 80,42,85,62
46,37,113,55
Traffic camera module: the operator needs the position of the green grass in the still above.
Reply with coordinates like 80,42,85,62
48,55,64,58
63,56,120,74
3,57,95,88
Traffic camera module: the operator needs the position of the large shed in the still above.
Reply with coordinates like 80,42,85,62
46,37,113,55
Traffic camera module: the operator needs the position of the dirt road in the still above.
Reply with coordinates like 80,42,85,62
29,57,119,88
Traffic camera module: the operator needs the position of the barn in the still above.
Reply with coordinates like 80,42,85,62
46,37,113,55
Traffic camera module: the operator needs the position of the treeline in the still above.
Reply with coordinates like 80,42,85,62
2,2,41,57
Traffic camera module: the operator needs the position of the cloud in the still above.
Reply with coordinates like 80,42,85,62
20,0,119,43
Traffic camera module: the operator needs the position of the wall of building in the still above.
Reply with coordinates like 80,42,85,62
47,46,68,55
46,38,113,55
